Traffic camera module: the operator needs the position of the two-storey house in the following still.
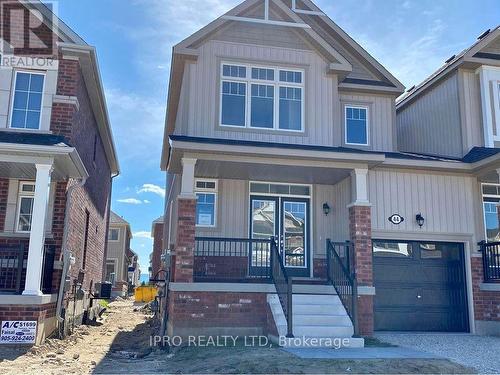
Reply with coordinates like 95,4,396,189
397,26,500,336
105,212,132,297
0,0,118,345
160,0,500,345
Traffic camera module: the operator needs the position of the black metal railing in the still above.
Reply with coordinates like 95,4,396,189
326,239,358,335
0,244,55,294
270,237,293,337
194,237,273,282
480,241,500,282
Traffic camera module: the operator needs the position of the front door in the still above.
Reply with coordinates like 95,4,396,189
249,195,310,277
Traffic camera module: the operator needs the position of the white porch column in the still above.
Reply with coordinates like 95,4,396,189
349,168,370,206
180,158,197,198
23,163,53,296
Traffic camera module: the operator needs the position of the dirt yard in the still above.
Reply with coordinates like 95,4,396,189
0,300,474,374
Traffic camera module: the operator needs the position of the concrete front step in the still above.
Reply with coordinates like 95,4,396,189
293,325,354,338
293,304,346,315
293,294,343,305
293,314,352,326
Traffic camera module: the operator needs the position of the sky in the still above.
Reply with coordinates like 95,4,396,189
54,0,499,274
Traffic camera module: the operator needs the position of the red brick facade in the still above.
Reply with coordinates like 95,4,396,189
349,205,373,336
471,257,500,322
152,221,164,279
172,198,196,283
0,1,113,345
168,291,268,335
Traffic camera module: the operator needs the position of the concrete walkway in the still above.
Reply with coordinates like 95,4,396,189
283,347,440,359
376,333,500,374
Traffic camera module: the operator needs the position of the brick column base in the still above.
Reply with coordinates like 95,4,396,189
173,198,196,283
349,205,374,336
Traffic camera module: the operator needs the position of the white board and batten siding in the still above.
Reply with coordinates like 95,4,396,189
175,38,398,152
369,169,482,245
397,72,463,158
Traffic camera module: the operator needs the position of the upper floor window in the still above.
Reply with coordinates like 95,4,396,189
220,63,304,132
109,228,120,241
195,179,217,227
16,182,35,232
10,71,44,130
345,105,369,146
482,184,500,242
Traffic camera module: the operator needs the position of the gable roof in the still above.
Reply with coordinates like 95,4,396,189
161,0,405,169
397,26,500,110
18,1,120,176
110,211,130,226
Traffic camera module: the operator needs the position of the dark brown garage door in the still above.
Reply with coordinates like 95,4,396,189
373,240,469,332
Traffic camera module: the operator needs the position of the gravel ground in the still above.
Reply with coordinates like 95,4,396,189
376,333,500,374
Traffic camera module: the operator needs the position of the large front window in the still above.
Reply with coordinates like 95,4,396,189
482,184,500,242
195,179,217,227
220,63,304,132
11,71,45,130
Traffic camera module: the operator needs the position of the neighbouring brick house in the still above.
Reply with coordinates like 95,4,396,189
105,212,132,297
160,0,500,346
150,215,164,281
0,0,118,345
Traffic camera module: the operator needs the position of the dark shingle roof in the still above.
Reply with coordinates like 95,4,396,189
0,131,71,147
171,136,500,165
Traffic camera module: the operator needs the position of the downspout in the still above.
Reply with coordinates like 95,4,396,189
56,177,87,335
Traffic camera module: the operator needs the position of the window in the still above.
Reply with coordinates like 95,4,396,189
220,63,304,132
250,182,310,197
373,241,412,258
345,106,369,145
105,261,116,285
16,182,35,232
483,184,500,242
109,228,120,241
195,179,217,227
10,71,45,130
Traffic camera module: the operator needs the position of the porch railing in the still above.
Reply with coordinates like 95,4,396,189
0,244,56,294
270,237,293,337
326,239,358,335
194,237,272,282
480,241,500,282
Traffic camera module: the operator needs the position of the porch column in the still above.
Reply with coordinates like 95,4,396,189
23,163,53,296
173,158,197,283
348,168,374,336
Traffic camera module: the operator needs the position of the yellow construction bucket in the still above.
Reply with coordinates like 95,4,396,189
134,286,158,303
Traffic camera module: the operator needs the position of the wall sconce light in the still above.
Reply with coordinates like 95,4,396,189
323,203,331,216
416,213,425,228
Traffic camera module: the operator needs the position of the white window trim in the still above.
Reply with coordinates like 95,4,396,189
15,181,35,233
494,81,500,141
9,70,46,131
219,62,305,133
248,181,312,198
345,105,370,146
105,258,118,285
195,179,218,228
481,183,500,242
108,227,120,242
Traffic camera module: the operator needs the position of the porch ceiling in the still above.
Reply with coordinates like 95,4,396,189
195,159,351,185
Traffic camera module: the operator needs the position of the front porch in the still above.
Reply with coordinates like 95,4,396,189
164,142,375,342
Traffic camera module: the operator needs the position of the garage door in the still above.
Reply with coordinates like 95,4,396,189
373,240,468,332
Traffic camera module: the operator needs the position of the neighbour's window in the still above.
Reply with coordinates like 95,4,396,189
105,261,116,285
109,228,120,241
16,182,35,232
345,106,369,145
220,63,304,132
195,179,217,227
11,71,45,130
482,184,500,242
